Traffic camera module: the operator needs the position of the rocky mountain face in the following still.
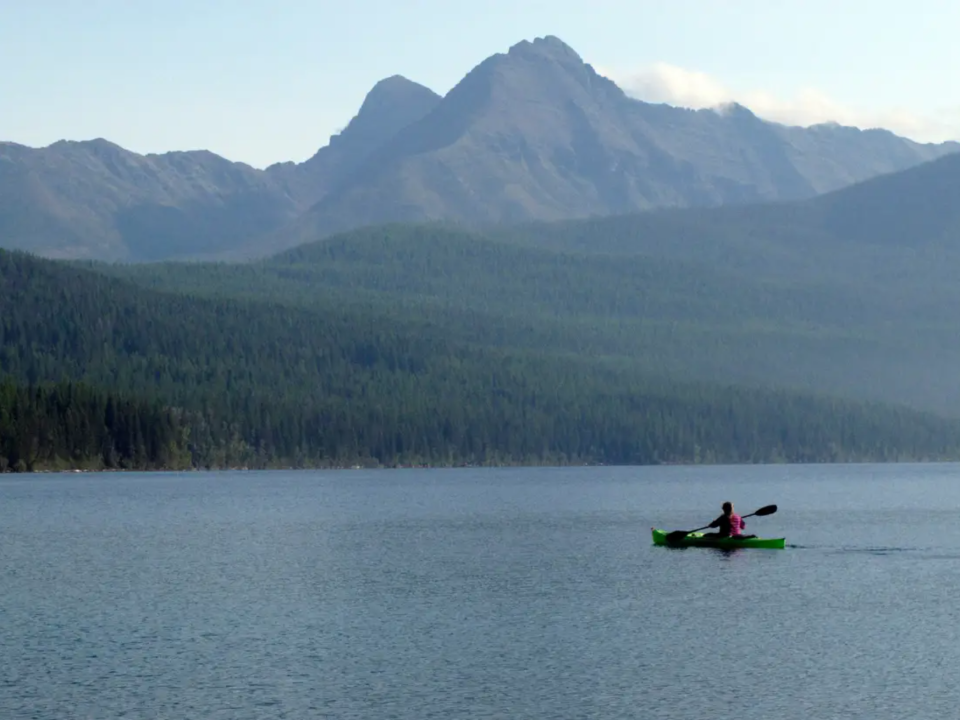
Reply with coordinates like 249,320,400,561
265,75,442,208
0,139,298,260
1,35,956,261
278,37,958,251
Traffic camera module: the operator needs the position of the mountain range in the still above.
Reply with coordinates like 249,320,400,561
6,104,960,468
2,35,958,262
82,148,960,417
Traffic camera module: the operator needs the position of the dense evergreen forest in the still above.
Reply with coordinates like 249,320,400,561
0,379,190,472
96,223,960,415
5,244,960,471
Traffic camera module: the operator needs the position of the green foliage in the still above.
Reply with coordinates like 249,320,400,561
0,378,190,472
95,221,960,415
6,245,960,470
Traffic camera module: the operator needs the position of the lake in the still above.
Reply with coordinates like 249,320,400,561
2,463,960,718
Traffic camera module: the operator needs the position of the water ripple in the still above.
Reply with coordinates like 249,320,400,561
3,466,960,718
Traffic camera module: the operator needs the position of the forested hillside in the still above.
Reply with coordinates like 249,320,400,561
98,220,960,415
6,247,960,471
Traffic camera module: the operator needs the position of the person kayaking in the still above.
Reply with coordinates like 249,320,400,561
706,501,756,539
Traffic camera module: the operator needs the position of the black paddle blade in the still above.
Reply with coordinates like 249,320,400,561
753,504,777,516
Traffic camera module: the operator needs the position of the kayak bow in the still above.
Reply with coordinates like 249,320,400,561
651,527,785,549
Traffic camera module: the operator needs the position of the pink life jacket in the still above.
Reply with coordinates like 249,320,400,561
729,513,745,536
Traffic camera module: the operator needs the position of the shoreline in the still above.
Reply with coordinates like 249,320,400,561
6,456,960,475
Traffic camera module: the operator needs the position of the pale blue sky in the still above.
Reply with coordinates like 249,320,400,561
3,0,959,167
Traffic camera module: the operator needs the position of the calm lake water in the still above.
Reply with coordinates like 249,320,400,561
2,463,960,719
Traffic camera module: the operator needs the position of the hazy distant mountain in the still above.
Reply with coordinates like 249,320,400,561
0,75,441,262
509,148,960,270
1,34,957,262
274,36,959,252
265,75,441,207
0,139,299,261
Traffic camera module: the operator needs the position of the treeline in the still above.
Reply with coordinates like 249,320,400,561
5,369,960,473
5,247,960,471
0,378,190,472
175,368,960,468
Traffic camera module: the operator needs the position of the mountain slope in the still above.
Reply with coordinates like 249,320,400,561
276,35,958,251
2,35,957,262
0,139,298,261
0,77,441,263
12,247,960,466
508,149,960,273
96,201,960,417
265,75,442,206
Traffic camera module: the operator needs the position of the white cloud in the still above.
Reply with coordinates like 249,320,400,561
598,62,960,144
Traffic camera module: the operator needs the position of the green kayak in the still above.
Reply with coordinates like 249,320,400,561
651,527,785,549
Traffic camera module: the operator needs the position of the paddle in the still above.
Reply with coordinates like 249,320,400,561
664,504,778,543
